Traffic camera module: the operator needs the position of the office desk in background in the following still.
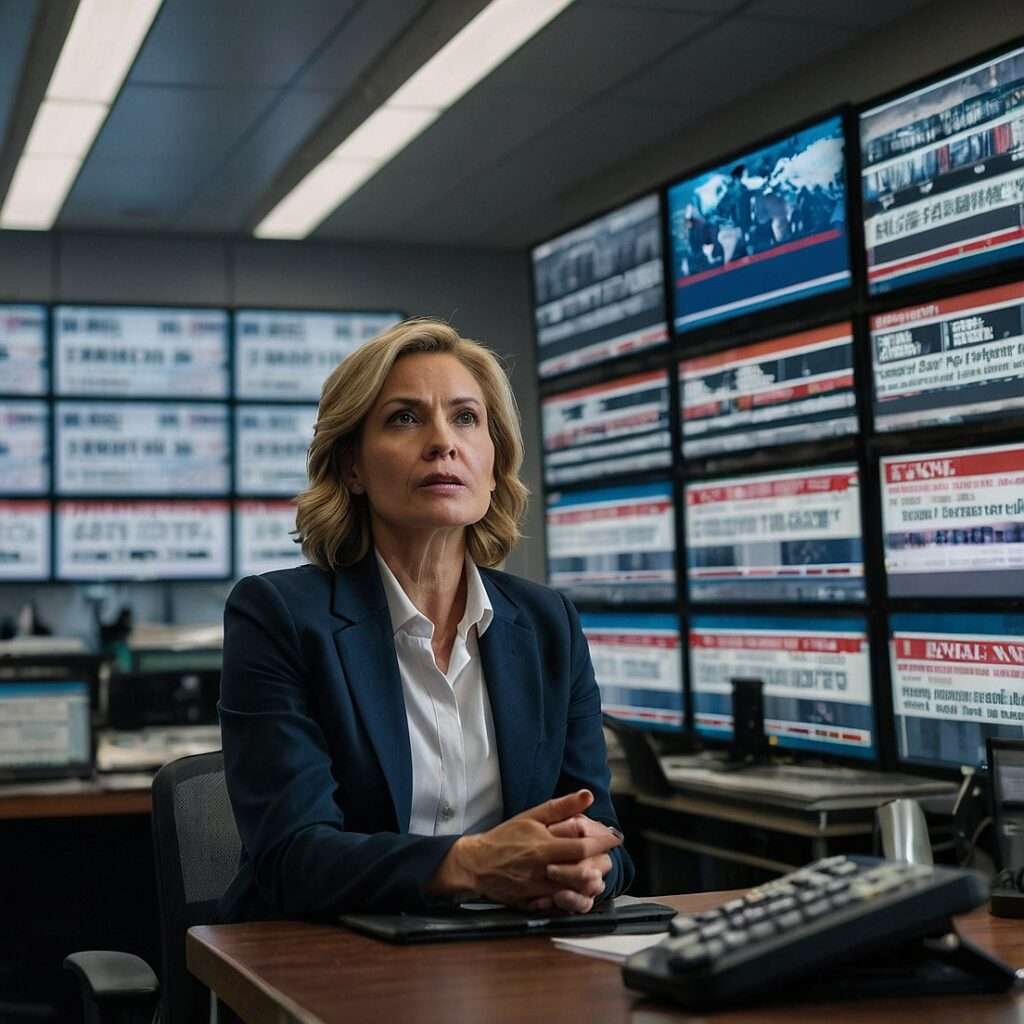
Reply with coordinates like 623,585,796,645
187,892,1024,1024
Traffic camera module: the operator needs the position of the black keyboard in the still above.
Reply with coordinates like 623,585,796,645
623,855,999,1008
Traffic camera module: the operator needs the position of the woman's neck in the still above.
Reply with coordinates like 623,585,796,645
373,522,467,641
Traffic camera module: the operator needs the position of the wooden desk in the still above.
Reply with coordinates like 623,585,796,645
188,893,1024,1024
0,775,152,819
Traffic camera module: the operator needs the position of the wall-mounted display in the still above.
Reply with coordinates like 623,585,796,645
890,611,1024,770
56,500,231,580
0,401,49,494
55,306,229,397
55,402,230,495
860,44,1024,294
686,464,865,603
580,612,683,731
532,194,668,378
234,309,401,400
546,481,676,604
234,500,305,576
541,370,671,485
680,321,857,459
235,404,316,495
881,442,1024,598
871,280,1024,432
689,614,875,760
0,500,50,580
0,305,47,395
667,114,851,332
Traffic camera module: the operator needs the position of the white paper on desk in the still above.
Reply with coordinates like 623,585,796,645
551,932,665,963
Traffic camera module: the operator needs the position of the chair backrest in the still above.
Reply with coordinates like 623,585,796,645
602,714,674,798
151,750,240,1024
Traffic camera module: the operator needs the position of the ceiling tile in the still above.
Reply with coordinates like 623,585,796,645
298,0,432,91
0,0,39,150
173,88,342,233
59,84,274,228
128,0,356,88
617,15,859,105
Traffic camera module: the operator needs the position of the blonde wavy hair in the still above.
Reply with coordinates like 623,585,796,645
295,318,528,570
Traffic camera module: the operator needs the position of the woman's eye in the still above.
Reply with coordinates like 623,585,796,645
455,409,479,425
390,410,417,425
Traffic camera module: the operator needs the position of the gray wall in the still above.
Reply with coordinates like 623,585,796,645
0,233,539,640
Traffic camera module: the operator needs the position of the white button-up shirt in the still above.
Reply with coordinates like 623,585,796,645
375,551,504,837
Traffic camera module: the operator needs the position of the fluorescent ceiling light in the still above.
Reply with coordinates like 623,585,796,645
1,0,162,230
255,0,575,240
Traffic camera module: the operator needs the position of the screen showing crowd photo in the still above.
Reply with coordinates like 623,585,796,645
689,614,875,760
871,280,1024,431
55,306,229,398
686,464,865,603
860,44,1024,295
890,611,1024,770
680,321,858,459
0,305,47,395
581,612,684,731
667,114,851,332
532,193,668,378
546,481,676,604
881,442,1024,598
542,370,671,485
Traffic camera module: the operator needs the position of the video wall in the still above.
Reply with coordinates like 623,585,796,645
532,40,1024,769
0,306,401,581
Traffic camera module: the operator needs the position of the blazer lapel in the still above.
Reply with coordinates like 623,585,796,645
331,555,413,833
479,573,544,816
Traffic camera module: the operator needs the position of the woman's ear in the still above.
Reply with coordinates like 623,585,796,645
336,446,364,494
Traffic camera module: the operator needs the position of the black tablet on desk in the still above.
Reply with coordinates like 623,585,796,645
339,898,676,944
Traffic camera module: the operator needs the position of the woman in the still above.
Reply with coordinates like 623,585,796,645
219,318,633,922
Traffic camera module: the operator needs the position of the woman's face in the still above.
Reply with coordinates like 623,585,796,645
348,352,496,537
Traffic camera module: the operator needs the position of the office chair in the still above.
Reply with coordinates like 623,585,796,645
601,714,675,798
64,751,240,1024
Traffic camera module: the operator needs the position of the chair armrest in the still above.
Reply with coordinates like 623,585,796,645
63,951,159,1023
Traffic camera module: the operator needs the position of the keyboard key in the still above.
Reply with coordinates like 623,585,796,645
776,910,803,930
748,921,776,941
670,916,699,936
699,921,727,940
803,900,831,919
767,897,797,915
722,930,747,949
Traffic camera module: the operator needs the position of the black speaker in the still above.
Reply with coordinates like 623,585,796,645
730,677,768,763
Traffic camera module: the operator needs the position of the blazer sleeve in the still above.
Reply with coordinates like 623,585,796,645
555,592,636,900
219,574,459,917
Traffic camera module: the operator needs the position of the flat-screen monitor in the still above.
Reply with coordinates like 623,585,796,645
860,44,1024,295
54,305,229,397
541,370,671,485
871,280,1024,432
0,678,92,781
0,400,49,493
234,309,402,400
690,613,875,760
546,480,676,603
890,611,1024,771
0,500,50,580
667,114,851,333
56,500,231,581
235,404,316,495
532,193,669,378
55,401,230,495
234,500,306,576
0,304,47,395
680,321,857,459
580,612,684,731
686,464,865,603
881,441,1024,598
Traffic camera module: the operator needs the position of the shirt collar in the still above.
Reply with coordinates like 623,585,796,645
375,550,493,640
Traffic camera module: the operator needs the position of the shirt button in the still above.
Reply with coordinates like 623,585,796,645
441,804,454,820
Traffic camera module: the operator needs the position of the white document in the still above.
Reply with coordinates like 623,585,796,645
551,932,666,963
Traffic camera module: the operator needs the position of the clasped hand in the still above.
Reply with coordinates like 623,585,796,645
429,789,622,914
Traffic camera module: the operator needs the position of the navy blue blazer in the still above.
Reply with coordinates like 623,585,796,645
218,554,634,921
